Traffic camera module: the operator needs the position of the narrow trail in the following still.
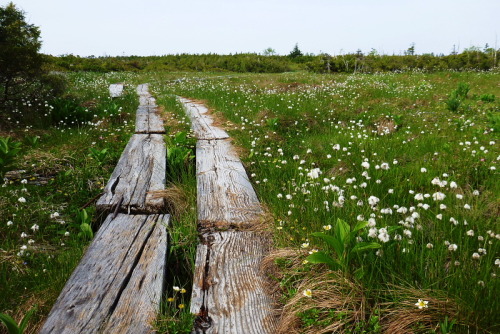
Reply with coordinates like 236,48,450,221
180,97,278,334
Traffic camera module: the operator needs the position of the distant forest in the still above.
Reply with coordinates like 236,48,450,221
46,48,499,74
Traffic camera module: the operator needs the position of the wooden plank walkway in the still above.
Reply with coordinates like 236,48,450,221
197,139,262,229
96,133,166,214
39,213,169,334
136,84,165,134
180,97,278,334
178,97,229,140
41,84,169,333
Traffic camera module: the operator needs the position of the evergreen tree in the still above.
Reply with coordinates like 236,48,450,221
0,2,44,104
289,43,303,58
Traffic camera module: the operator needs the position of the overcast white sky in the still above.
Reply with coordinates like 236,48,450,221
3,0,499,57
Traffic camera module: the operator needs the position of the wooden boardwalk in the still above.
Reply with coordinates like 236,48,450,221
180,98,278,334
40,84,168,334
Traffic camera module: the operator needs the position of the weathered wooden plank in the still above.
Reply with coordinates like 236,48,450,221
109,83,124,98
179,97,229,140
137,83,156,106
135,106,150,134
196,139,262,228
40,214,169,334
102,214,169,333
96,134,166,214
190,231,277,334
135,84,165,134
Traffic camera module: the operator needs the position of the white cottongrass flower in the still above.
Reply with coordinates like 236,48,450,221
361,161,370,169
7,221,13,226
472,252,481,260
432,192,446,201
450,181,458,188
378,228,390,243
381,162,390,170
466,230,474,236
420,168,427,173
368,227,378,238
368,196,380,206
464,204,471,210
414,193,424,201
448,244,458,251
21,232,28,238
50,212,60,219
426,243,434,249
31,224,39,232
18,197,26,203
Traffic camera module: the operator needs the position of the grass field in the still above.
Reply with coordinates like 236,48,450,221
1,70,499,333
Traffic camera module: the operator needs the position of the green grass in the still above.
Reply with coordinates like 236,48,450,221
1,70,498,333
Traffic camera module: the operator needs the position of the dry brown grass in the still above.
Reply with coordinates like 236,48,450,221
379,286,461,334
277,271,367,334
261,249,464,334
148,185,191,220
376,119,397,135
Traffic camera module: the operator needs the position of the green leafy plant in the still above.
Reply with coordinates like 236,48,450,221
23,135,40,148
455,82,470,99
445,92,461,113
480,93,495,102
306,219,381,277
88,147,109,165
75,208,93,240
0,137,22,177
436,316,456,334
266,117,279,130
0,306,37,334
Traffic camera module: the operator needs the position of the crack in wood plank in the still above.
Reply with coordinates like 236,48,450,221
40,214,169,334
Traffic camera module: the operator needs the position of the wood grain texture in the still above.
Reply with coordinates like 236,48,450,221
109,83,124,98
190,231,278,334
40,214,169,334
179,97,229,140
135,84,165,134
96,134,166,214
196,139,262,229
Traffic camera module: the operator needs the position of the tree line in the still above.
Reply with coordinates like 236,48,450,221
46,49,499,74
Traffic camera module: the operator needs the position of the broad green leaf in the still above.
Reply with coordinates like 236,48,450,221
352,242,381,253
335,218,350,244
311,232,344,257
0,313,20,334
80,223,93,239
306,251,341,270
353,221,369,233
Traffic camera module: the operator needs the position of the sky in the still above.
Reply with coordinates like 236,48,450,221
3,0,499,57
